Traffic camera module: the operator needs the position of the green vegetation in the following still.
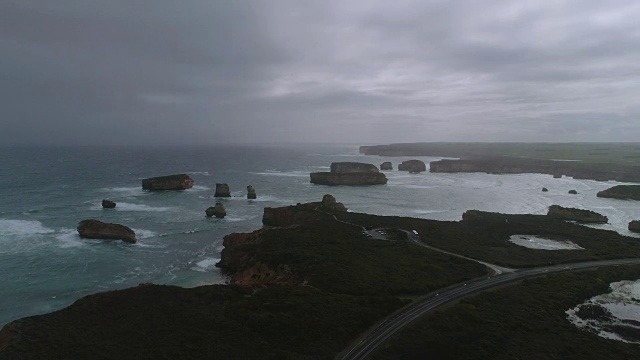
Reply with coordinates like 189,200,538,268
597,185,640,200
360,142,640,165
334,210,640,268
372,266,640,360
0,285,403,360
235,218,488,296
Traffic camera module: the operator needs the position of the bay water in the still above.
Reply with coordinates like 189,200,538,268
1,144,638,327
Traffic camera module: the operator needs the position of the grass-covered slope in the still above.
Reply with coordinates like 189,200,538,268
0,284,403,360
372,266,640,360
232,218,488,296
334,210,640,268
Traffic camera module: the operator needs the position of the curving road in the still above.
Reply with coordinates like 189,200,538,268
339,258,640,360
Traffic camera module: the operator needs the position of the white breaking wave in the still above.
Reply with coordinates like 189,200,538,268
54,229,85,248
132,229,157,239
567,279,640,344
186,171,211,176
251,170,308,178
190,185,211,191
191,257,221,272
90,202,173,212
101,186,147,197
0,219,55,236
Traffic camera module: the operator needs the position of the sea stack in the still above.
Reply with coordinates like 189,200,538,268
568,190,578,194
215,183,231,197
629,220,640,233
247,185,257,199
77,219,136,243
206,202,227,218
380,162,393,171
398,160,427,173
102,199,116,208
541,188,548,192
142,174,194,191
310,162,387,185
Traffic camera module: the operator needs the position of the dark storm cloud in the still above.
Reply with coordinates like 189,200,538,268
1,0,639,144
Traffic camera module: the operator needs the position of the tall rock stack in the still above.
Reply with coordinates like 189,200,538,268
215,183,231,197
206,202,227,218
247,185,257,199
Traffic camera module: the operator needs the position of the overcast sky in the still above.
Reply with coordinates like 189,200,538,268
2,0,640,145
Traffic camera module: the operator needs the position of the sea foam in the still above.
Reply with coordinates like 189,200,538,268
0,219,55,237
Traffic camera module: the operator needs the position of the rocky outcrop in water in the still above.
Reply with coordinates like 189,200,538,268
102,199,116,209
629,221,640,233
310,162,387,185
321,194,347,212
597,185,640,201
547,205,608,223
247,185,257,199
380,162,393,170
542,188,548,192
142,174,194,191
77,219,136,243
398,160,426,173
568,190,578,194
214,183,231,197
206,203,226,218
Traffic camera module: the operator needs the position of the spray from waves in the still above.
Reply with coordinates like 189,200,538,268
132,229,157,239
190,257,221,272
0,219,55,236
251,170,308,178
101,187,148,197
54,229,86,248
190,185,211,191
186,171,211,176
89,202,174,212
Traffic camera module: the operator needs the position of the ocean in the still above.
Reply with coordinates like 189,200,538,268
1,144,639,327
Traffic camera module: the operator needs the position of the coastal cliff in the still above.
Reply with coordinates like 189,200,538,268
547,205,608,224
597,185,640,200
310,162,387,185
429,158,640,182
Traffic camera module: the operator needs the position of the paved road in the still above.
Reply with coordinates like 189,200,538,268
339,258,640,360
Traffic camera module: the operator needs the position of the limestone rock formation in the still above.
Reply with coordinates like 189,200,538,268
247,185,257,199
547,205,608,223
542,188,548,192
141,174,193,191
380,162,393,170
310,162,387,185
214,183,231,197
321,194,347,212
330,162,379,173
102,199,116,208
597,185,640,200
568,190,578,194
206,202,226,218
398,160,427,173
629,220,640,233
77,219,136,243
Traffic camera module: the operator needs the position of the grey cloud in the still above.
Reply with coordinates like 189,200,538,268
1,0,639,145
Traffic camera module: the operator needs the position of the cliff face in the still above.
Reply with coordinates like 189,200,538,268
398,160,427,173
429,158,640,183
330,162,379,173
310,172,387,185
547,205,608,223
141,174,194,191
597,185,640,200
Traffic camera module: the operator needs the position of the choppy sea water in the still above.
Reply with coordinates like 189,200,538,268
1,144,639,327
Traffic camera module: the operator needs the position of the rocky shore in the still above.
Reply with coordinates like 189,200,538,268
597,185,640,200
547,205,608,223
